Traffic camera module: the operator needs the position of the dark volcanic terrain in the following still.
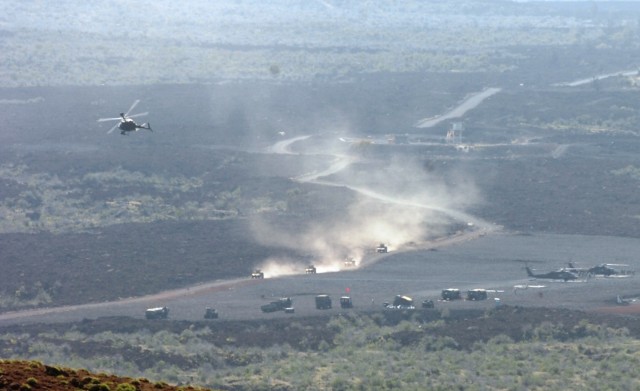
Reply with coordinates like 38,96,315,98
1,74,640,324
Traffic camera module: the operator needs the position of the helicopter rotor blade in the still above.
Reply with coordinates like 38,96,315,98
97,117,121,122
125,100,140,117
127,112,148,119
106,122,120,134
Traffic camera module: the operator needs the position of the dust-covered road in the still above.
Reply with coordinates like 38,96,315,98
1,232,639,325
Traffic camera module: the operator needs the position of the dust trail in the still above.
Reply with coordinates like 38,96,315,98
267,135,311,155
274,136,498,234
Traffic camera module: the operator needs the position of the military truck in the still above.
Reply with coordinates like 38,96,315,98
340,296,353,308
305,265,317,274
441,288,462,301
204,307,219,319
421,299,435,308
145,307,169,319
251,269,265,279
315,294,332,309
390,295,415,309
466,289,488,301
261,297,293,313
376,243,388,253
344,257,357,267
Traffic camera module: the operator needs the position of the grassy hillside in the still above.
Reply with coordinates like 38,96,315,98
2,306,640,390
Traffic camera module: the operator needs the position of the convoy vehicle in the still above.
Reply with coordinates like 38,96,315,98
344,257,357,267
261,297,293,313
145,306,169,319
421,299,435,308
251,269,265,279
384,295,415,309
376,243,388,253
305,265,317,274
315,294,332,309
391,295,414,309
204,307,219,319
441,288,462,301
340,296,353,308
466,289,488,301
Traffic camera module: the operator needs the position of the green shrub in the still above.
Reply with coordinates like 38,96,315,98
115,384,136,391
88,383,111,391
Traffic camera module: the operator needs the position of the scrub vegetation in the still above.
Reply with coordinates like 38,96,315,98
4,1,640,390
2,307,640,390
1,1,640,87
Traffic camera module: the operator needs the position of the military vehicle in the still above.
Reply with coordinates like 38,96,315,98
466,289,488,301
204,307,219,319
344,257,357,267
376,243,388,253
441,288,462,301
145,306,169,319
251,269,265,279
315,294,332,309
385,295,415,309
261,297,293,313
526,266,578,281
340,296,353,308
97,99,152,135
567,262,632,277
421,299,435,308
305,265,317,274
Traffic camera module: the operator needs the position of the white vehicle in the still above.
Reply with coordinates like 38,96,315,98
145,306,169,319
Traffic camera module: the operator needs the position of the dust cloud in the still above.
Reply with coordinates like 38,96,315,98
251,136,482,277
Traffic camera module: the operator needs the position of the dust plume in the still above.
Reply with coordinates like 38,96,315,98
251,138,482,277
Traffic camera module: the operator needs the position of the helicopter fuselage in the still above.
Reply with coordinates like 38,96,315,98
119,119,139,132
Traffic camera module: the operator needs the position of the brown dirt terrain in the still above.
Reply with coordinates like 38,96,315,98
0,360,214,391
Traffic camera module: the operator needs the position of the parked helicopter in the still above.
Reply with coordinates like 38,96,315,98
567,262,632,277
525,266,578,282
97,100,152,135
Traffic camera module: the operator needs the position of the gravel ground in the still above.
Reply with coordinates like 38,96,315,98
1,231,639,326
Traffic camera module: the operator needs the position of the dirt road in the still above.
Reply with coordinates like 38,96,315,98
413,87,501,128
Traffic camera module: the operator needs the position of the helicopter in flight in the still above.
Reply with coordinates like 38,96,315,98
97,100,152,135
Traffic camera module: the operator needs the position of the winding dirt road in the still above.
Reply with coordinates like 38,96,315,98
0,87,508,325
